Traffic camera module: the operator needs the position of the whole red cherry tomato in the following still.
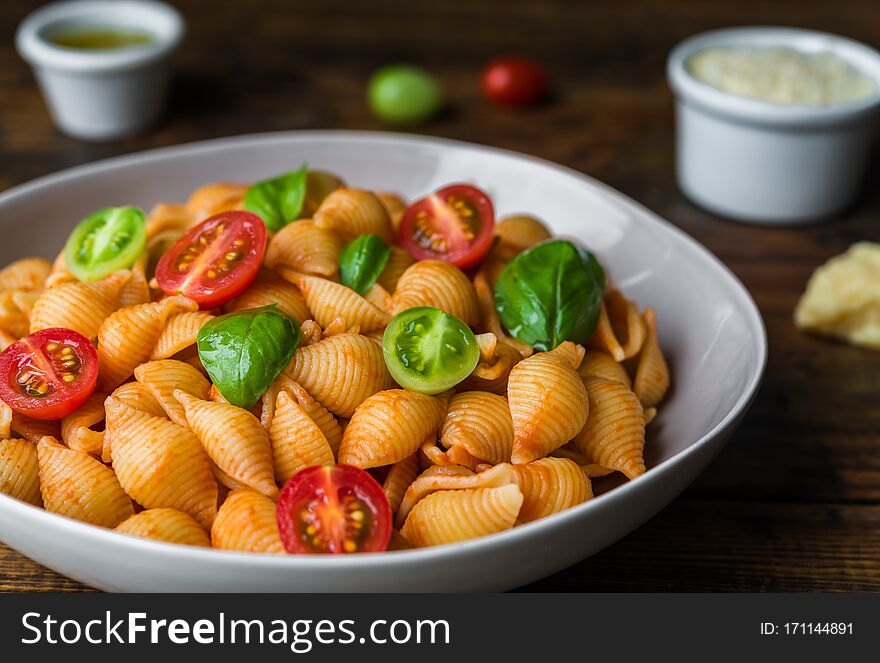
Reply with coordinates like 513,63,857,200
481,57,548,105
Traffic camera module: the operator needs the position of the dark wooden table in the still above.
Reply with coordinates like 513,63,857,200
1,0,879,592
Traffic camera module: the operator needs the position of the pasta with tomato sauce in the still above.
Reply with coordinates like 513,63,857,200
0,168,669,555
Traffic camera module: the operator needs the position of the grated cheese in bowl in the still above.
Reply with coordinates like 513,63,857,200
687,46,877,106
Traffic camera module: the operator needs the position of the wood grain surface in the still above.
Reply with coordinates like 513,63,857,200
1,0,879,592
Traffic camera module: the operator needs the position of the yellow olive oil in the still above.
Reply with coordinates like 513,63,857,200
48,27,153,51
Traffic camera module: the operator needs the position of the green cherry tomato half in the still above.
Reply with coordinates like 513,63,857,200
64,206,147,281
367,64,442,125
382,306,479,395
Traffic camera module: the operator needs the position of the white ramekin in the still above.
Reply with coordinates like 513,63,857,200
668,27,880,224
16,0,184,142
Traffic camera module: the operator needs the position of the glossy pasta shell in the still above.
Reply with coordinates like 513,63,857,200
313,188,394,243
0,257,51,291
284,333,394,418
98,295,199,390
440,391,513,464
176,390,278,498
225,270,311,324
151,310,215,360
115,508,211,547
106,397,218,527
37,436,133,527
511,457,592,523
400,484,523,547
508,343,590,464
29,271,130,339
390,260,480,327
211,488,285,553
264,220,343,277
338,389,447,469
632,308,670,409
134,359,212,427
280,271,391,332
573,376,646,480
60,392,106,455
0,437,42,506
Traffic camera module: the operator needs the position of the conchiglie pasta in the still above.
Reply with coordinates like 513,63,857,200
338,390,447,468
0,437,42,506
279,271,390,332
396,463,515,527
150,310,215,360
376,246,415,292
60,392,106,455
175,390,278,498
313,188,394,243
224,269,311,324
440,391,513,464
211,488,285,553
382,453,420,516
106,397,217,527
573,376,646,480
632,308,670,409
493,214,552,260
267,390,334,483
134,359,212,427
390,260,480,327
264,220,343,278
115,253,151,309
98,295,198,389
508,342,589,464
284,333,394,418
401,484,523,547
578,351,631,389
0,257,51,291
37,436,133,527
115,508,211,547
29,270,130,339
587,290,646,361
0,289,39,337
185,182,246,222
11,412,61,443
375,191,407,231
511,457,592,522
301,170,346,218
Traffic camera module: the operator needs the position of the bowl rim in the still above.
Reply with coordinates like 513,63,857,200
667,26,880,128
0,130,768,570
15,0,185,73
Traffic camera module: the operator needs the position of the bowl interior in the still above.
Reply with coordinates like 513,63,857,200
0,132,763,477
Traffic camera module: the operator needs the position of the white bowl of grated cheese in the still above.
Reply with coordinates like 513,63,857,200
668,27,880,224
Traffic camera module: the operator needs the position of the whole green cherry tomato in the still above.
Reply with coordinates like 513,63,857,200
367,65,442,125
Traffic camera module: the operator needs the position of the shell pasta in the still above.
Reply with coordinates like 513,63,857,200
0,168,669,555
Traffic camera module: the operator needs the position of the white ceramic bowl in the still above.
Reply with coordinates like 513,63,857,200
668,27,880,224
0,132,766,592
16,0,184,141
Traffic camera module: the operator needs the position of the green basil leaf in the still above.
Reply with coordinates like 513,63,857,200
339,234,391,295
196,305,301,409
494,239,605,352
243,163,308,231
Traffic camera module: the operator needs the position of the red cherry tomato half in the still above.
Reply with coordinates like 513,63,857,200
276,464,392,554
0,328,98,420
398,183,495,269
481,57,548,105
155,211,267,309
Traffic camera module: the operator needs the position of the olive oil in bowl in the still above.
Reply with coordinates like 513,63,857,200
47,27,153,51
